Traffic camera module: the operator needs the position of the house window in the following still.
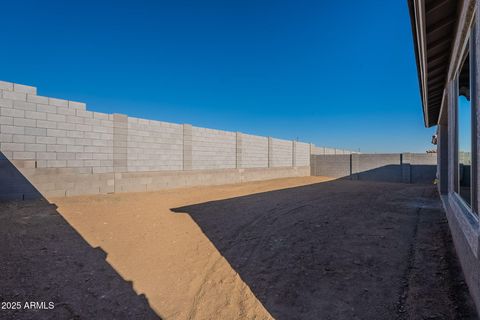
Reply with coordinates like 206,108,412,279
457,48,472,207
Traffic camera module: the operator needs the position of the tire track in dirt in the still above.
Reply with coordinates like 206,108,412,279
395,187,426,320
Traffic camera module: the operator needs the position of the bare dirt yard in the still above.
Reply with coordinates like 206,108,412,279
0,177,477,319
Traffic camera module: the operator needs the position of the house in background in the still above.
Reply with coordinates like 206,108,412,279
408,0,480,312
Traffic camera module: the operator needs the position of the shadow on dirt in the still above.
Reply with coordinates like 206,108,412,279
172,179,477,320
0,152,161,320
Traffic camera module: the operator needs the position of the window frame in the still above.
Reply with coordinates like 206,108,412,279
454,27,478,215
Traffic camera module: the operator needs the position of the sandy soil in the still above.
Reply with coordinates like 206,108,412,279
0,177,477,319
52,177,331,320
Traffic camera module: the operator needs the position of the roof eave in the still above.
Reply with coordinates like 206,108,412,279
408,0,432,127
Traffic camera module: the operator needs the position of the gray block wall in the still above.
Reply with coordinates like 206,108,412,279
270,138,293,167
0,80,316,198
0,82,115,173
355,154,403,183
311,154,351,178
311,153,437,184
191,126,237,170
295,142,311,166
410,153,438,184
240,133,268,168
127,117,183,171
311,145,357,155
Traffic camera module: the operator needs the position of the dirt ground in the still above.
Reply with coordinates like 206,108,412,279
0,177,477,319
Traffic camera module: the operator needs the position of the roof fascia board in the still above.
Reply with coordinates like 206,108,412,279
413,0,430,127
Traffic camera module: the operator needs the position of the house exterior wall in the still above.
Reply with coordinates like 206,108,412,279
439,82,480,314
433,1,480,314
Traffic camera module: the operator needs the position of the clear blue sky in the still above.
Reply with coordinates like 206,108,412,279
0,0,435,153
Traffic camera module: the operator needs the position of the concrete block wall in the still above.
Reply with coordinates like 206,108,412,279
311,154,351,178
311,145,357,155
114,166,311,193
411,153,438,165
294,142,310,166
311,153,437,184
0,80,318,198
0,82,114,172
270,138,293,167
240,133,269,168
325,148,335,155
0,81,117,196
410,153,438,184
354,154,403,183
311,146,323,154
0,152,41,200
191,126,237,170
127,117,183,172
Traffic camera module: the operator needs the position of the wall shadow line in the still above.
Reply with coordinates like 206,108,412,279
0,152,162,320
171,174,474,319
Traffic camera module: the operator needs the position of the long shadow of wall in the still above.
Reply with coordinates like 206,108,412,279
0,152,161,319
171,179,428,319
0,153,41,200
171,178,473,319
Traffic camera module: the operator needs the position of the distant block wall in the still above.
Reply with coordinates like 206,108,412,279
295,142,310,166
311,154,351,178
311,153,437,184
0,80,319,198
355,154,403,183
311,145,357,155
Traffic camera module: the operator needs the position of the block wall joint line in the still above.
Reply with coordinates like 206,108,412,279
268,137,273,168
183,124,193,170
401,153,412,184
236,132,242,169
292,140,297,167
112,114,128,178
